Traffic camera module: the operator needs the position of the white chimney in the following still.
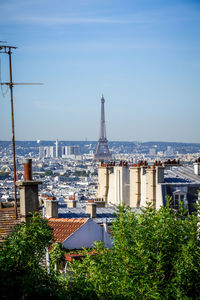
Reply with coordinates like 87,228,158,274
194,159,200,176
67,200,77,208
85,203,96,218
45,200,58,218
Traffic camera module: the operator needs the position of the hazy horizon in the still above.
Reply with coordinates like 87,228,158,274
1,139,200,145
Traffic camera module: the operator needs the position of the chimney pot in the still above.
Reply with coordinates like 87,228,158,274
24,158,32,181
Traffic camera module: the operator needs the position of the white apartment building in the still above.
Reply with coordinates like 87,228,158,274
97,160,200,212
62,145,81,157
39,146,54,158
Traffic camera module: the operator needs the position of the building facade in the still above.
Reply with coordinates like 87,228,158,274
62,145,81,157
97,160,200,212
39,146,54,158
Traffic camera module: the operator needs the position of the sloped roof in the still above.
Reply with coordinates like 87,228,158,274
165,166,200,185
0,208,20,242
58,202,142,224
48,218,88,243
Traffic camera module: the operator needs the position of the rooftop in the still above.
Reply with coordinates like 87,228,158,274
0,207,20,242
48,218,88,243
165,165,200,185
58,202,141,224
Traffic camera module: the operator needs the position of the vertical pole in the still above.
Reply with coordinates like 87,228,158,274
8,48,17,218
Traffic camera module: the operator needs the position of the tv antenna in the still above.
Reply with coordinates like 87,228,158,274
0,43,43,218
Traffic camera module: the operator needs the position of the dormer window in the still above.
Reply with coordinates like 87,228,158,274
172,190,188,210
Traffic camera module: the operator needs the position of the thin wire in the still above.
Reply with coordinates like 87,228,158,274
0,57,9,97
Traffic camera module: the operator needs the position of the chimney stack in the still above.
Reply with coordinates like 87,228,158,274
130,165,141,207
156,166,165,183
94,199,105,208
67,200,77,208
194,158,200,176
146,166,156,208
45,200,58,218
16,159,42,222
86,203,96,218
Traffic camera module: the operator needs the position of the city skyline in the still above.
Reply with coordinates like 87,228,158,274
0,0,200,142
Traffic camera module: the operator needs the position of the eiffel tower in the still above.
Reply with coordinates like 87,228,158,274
94,95,112,161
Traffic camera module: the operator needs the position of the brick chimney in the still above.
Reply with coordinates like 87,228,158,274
16,159,42,222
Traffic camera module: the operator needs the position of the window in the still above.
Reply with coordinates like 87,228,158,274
172,191,187,210
174,194,179,209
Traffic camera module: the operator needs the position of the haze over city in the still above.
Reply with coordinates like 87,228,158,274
0,0,200,142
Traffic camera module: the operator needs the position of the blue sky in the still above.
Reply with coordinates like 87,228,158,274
0,0,200,142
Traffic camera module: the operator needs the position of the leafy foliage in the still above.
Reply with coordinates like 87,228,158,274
73,170,90,177
0,213,67,299
1,200,200,299
49,242,66,271
45,169,53,176
68,201,200,299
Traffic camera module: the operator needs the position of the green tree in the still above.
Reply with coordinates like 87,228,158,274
1,202,200,299
45,169,53,176
73,170,89,177
68,201,200,299
0,213,67,299
49,242,66,271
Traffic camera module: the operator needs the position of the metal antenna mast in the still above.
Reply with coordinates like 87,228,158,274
94,95,112,161
0,44,43,218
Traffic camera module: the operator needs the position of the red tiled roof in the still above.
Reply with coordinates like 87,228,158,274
0,208,20,242
65,251,96,262
48,218,88,243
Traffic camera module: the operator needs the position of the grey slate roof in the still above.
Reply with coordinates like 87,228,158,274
164,165,200,185
58,202,142,224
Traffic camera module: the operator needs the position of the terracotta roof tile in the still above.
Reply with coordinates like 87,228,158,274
0,208,20,242
48,218,88,243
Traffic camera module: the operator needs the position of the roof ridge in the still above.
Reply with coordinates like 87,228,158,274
48,218,88,222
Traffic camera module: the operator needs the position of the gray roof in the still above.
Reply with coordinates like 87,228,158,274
58,202,141,224
164,165,200,185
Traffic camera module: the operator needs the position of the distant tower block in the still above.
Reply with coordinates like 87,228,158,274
94,95,112,161
55,138,58,158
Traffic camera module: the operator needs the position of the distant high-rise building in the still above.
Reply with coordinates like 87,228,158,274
54,139,62,158
94,95,112,161
55,139,58,158
39,146,54,158
62,145,81,157
165,146,174,157
72,145,81,155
